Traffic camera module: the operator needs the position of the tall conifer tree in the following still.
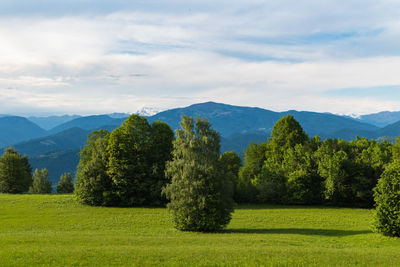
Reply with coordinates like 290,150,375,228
163,115,234,232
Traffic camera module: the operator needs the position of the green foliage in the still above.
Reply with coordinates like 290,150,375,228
107,115,152,206
313,137,392,207
75,116,174,207
74,130,116,206
106,115,174,206
219,151,242,201
237,142,266,203
374,162,400,236
163,115,234,232
269,114,308,153
0,147,32,193
57,172,74,194
283,144,323,204
29,168,52,194
254,115,315,204
237,115,391,208
148,121,174,205
254,163,286,204
315,140,351,204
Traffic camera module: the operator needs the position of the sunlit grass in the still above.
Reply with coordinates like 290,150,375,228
0,194,399,266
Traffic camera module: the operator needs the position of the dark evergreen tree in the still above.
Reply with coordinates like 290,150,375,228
163,115,234,232
0,147,32,193
57,172,74,193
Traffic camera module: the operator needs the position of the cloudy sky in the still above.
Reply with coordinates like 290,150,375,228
1,0,400,115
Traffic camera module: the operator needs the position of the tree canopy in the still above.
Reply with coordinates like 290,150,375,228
74,115,174,207
0,147,32,193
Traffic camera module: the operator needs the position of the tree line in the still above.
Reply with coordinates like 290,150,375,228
1,114,400,235
237,115,393,208
0,147,74,194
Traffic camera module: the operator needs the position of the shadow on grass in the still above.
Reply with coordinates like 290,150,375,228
224,228,371,236
234,204,369,210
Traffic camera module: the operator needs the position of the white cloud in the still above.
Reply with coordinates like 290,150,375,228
1,1,400,115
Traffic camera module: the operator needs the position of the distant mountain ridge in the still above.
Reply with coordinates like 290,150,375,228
28,115,81,130
48,115,125,134
3,102,400,186
13,127,89,156
357,111,400,128
147,102,379,139
0,116,47,148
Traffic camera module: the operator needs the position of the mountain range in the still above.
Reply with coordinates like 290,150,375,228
2,102,400,186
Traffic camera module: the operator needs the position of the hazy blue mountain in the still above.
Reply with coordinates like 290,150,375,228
323,128,377,140
28,115,81,130
276,111,378,140
49,115,124,134
29,148,81,186
148,102,378,138
358,111,400,127
375,121,400,138
12,127,89,156
0,116,48,148
10,122,126,184
3,102,397,184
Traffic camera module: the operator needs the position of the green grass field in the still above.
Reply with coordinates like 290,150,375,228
1,195,399,266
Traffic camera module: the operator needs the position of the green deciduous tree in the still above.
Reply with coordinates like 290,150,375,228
107,115,174,206
0,147,32,193
254,115,311,204
29,168,52,194
283,144,323,204
107,115,152,206
269,114,308,155
74,130,116,206
237,142,266,203
315,140,351,204
57,172,74,194
163,115,234,232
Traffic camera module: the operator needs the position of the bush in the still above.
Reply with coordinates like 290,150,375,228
373,162,400,236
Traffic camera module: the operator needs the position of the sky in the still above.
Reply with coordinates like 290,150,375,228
1,0,400,116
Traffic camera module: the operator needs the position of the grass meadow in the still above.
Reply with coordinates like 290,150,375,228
1,194,400,266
